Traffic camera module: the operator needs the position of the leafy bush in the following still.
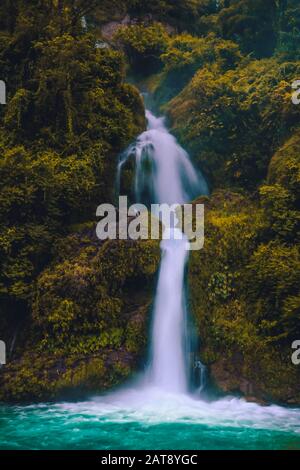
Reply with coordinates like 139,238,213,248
114,22,169,74
218,0,278,58
166,58,300,188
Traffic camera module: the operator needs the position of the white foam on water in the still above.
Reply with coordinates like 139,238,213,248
49,388,300,434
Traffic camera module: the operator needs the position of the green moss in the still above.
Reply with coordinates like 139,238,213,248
114,22,169,75
165,58,300,189
0,229,159,402
189,188,300,403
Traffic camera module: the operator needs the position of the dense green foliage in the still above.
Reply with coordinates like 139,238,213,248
0,231,159,401
166,58,300,188
0,1,145,331
97,0,300,56
189,179,300,402
114,22,169,74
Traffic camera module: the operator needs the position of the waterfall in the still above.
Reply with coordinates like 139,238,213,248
118,111,207,206
118,107,208,394
149,232,189,393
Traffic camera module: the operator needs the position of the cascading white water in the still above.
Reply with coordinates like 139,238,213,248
150,232,189,393
118,111,207,206
118,108,208,394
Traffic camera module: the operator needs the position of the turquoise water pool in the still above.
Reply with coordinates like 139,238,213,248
1,388,300,450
